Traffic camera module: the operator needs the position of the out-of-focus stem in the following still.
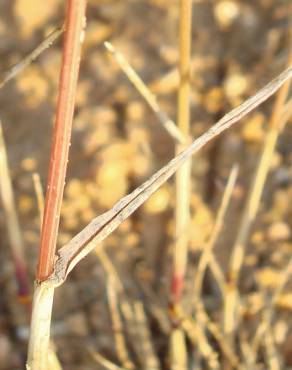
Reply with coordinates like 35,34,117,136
104,41,187,144
172,0,192,305
170,2,192,370
0,26,64,89
225,45,292,339
0,121,30,300
32,172,45,227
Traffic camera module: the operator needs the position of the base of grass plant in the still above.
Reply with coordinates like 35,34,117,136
26,282,55,370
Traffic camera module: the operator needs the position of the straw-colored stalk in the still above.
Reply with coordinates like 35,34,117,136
170,1,192,369
194,165,238,298
107,277,134,369
104,41,186,144
172,0,192,304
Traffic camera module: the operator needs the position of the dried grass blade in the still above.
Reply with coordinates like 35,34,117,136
0,26,64,89
50,66,292,286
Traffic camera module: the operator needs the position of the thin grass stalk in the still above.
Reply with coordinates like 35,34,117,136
264,329,280,370
194,165,238,298
27,1,87,369
174,304,240,369
191,166,238,367
238,330,257,369
224,45,292,340
89,350,128,370
172,0,193,305
97,249,124,293
104,42,186,144
135,267,171,335
0,26,64,89
252,258,292,355
133,301,161,370
0,121,31,300
98,250,161,368
177,311,219,369
107,277,134,370
170,2,192,369
119,300,143,365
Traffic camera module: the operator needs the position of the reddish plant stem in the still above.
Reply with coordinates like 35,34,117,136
37,0,87,281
